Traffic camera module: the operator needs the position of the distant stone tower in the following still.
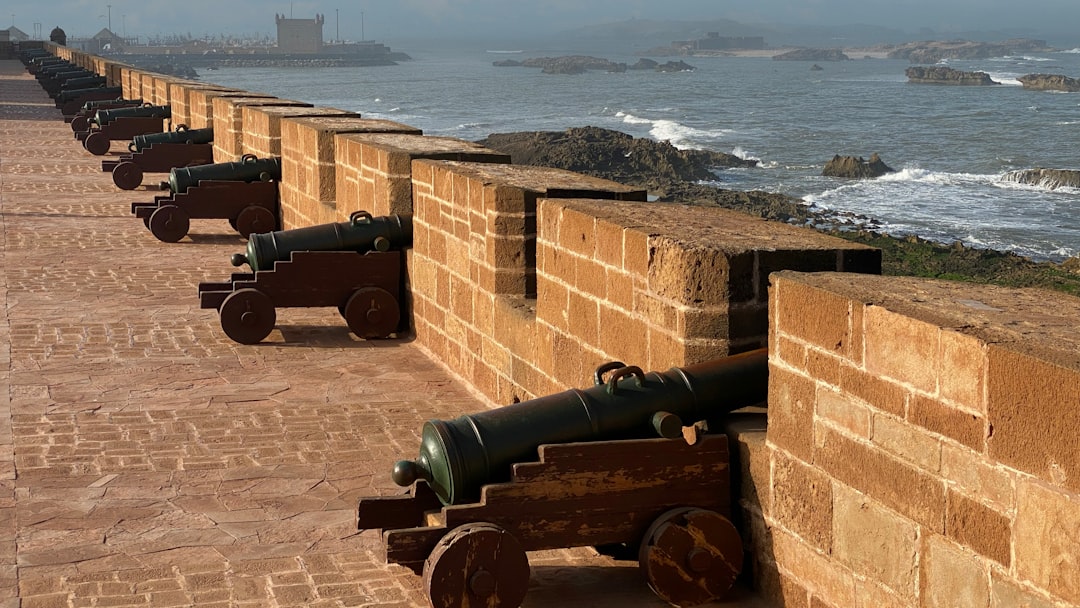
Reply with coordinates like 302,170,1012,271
275,13,324,54
49,26,67,46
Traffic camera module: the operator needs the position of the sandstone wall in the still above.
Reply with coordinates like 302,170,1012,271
759,271,1080,608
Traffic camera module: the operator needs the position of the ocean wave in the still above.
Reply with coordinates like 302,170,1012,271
614,111,731,149
875,167,997,186
995,55,1055,62
984,72,1023,86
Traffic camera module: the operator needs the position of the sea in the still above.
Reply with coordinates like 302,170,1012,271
200,44,1080,262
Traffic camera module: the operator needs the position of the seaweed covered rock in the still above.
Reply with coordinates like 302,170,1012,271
823,154,895,179
1002,168,1080,190
773,48,849,61
476,126,756,189
1018,74,1080,92
906,66,999,85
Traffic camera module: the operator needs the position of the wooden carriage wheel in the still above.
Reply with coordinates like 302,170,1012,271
84,131,111,156
343,287,400,339
234,205,276,238
111,161,144,190
148,204,190,243
218,288,276,344
423,523,530,608
638,507,742,607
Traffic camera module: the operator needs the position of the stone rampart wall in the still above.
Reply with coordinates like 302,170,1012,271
43,45,1080,606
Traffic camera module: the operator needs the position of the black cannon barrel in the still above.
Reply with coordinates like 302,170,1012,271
58,76,106,91
167,154,280,196
392,348,770,505
36,65,81,79
230,210,413,272
80,96,141,112
57,87,123,105
93,104,170,127
130,126,214,153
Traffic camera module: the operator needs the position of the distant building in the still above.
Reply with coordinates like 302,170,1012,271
276,13,324,54
3,27,30,42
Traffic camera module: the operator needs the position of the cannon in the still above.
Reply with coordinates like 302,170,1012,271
101,125,215,190
54,75,106,96
68,97,141,131
167,154,280,195
130,155,281,242
230,208,412,272
358,348,768,608
197,211,411,344
81,104,171,155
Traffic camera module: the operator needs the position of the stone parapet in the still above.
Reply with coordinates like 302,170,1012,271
241,106,360,160
761,271,1080,607
278,116,421,227
210,96,311,162
185,88,275,131
334,133,510,218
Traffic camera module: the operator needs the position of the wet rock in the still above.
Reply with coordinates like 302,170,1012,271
822,154,896,179
1018,74,1080,92
1001,168,1080,189
906,66,999,85
773,48,850,61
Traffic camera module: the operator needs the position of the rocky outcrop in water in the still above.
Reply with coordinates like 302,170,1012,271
823,154,895,179
905,66,999,85
497,55,693,74
886,39,1051,63
1002,168,1080,190
475,126,756,191
773,48,850,61
1018,74,1080,92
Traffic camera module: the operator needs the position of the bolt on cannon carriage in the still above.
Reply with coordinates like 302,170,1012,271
358,348,769,608
197,211,412,344
131,155,282,242
102,124,215,190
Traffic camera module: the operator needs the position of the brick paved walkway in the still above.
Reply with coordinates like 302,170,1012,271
0,61,769,607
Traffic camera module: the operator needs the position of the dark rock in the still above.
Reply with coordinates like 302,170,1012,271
656,60,695,72
887,39,1051,63
493,59,522,67
906,66,998,85
773,48,850,61
521,55,625,73
823,154,895,179
1018,74,1080,92
476,126,757,190
629,58,659,70
1002,168,1080,189
811,64,824,71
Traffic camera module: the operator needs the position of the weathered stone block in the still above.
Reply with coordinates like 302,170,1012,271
831,483,918,599
920,535,989,608
1014,480,1080,604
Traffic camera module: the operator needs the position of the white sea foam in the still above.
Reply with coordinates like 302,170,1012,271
615,112,731,149
1061,48,1080,54
984,72,1023,86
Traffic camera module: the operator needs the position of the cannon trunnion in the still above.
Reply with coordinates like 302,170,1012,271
360,350,768,608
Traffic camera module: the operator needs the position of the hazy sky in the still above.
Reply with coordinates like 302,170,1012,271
5,1,1078,43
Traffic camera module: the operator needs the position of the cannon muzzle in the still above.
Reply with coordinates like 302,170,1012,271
130,125,214,153
393,348,769,505
167,154,280,195
230,210,412,272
